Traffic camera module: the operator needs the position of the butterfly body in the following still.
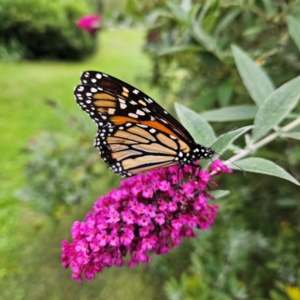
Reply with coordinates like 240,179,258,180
74,71,214,177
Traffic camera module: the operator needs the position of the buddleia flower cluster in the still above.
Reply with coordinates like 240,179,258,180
61,159,231,282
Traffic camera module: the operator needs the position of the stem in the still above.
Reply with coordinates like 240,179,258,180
209,117,300,176
226,117,300,164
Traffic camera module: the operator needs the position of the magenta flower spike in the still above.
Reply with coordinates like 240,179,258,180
61,159,231,282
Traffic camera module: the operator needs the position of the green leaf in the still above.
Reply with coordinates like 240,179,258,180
175,102,216,146
287,16,300,51
200,105,257,122
210,190,230,199
158,44,205,56
231,45,275,106
252,76,300,141
262,0,277,17
228,157,299,186
211,126,252,156
217,79,233,106
146,9,173,23
214,9,241,35
167,2,187,23
190,90,216,111
281,132,300,140
202,126,252,170
192,1,217,51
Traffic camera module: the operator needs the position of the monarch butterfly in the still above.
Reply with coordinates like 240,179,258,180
74,71,214,177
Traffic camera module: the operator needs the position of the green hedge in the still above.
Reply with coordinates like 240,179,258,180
0,0,97,60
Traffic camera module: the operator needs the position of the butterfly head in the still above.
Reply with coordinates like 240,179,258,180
192,144,215,161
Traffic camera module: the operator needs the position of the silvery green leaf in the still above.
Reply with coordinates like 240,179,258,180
200,105,257,122
210,190,230,199
175,102,216,145
231,45,274,106
211,126,253,156
281,132,300,140
287,16,300,51
252,76,300,141
228,157,299,186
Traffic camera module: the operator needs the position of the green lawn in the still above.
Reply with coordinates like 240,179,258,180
0,29,153,204
0,29,163,300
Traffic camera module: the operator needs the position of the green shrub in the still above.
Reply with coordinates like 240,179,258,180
0,0,97,61
15,103,118,219
131,1,300,298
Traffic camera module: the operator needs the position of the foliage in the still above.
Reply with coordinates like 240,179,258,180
153,45,300,299
15,103,112,219
143,0,300,111
0,0,97,61
125,1,300,299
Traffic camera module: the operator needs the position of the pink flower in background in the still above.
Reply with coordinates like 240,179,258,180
61,159,231,282
77,15,102,35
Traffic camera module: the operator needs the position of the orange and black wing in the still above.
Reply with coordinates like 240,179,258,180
74,71,212,177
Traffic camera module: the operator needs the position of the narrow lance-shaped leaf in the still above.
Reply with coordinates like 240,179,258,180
228,157,299,186
175,102,216,146
287,16,300,52
214,9,241,36
158,45,205,56
211,126,253,156
200,105,257,122
192,1,217,52
210,190,230,199
202,126,252,170
252,76,300,141
167,2,188,24
217,79,233,106
231,45,274,106
281,132,300,141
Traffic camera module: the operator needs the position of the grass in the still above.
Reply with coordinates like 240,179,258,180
0,29,152,204
0,29,164,300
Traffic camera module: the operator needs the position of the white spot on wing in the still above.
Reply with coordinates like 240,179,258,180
137,124,148,128
136,109,145,116
128,112,138,118
142,108,151,113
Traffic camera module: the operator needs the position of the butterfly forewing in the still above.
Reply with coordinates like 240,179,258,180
74,71,214,177
79,71,195,142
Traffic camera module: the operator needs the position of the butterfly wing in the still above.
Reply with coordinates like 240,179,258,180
74,71,210,177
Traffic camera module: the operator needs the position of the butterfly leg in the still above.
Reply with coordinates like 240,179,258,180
189,161,202,178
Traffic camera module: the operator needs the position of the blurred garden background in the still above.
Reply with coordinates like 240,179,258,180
1,0,300,299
